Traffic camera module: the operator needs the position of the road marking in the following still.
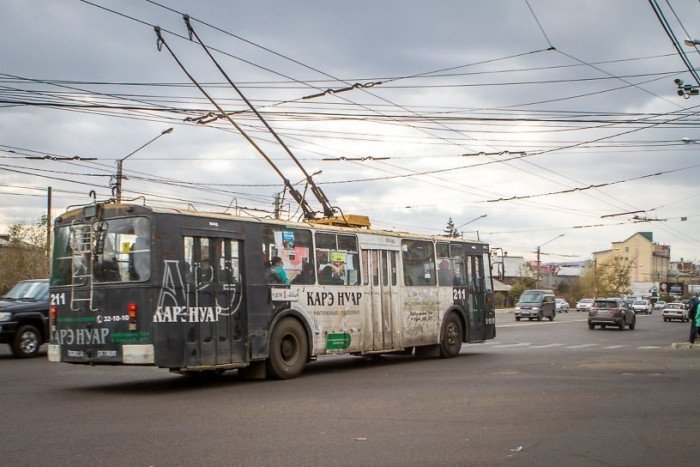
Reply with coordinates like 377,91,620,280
566,344,598,349
493,343,532,348
531,343,565,348
603,345,626,349
637,346,663,349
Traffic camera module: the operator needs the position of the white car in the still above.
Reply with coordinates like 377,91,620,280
631,300,652,315
555,298,570,313
576,298,594,312
662,302,688,322
653,300,666,311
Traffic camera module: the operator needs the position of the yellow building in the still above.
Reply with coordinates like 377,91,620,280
592,232,670,283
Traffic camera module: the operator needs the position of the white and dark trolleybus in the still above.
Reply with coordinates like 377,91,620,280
48,201,496,379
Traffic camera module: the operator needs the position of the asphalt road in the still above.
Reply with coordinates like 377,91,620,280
1,310,698,466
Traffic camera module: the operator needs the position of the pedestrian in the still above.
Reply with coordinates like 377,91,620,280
689,294,699,344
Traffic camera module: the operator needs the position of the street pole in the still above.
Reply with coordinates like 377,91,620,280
535,234,564,289
536,246,541,288
46,186,52,258
115,127,173,202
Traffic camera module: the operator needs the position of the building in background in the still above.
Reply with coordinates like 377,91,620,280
592,232,670,286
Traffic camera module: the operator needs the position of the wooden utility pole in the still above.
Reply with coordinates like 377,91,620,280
46,186,52,257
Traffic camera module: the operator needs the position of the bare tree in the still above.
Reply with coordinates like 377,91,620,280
0,217,50,294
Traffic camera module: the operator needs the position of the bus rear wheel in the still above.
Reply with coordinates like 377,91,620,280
439,313,463,358
266,317,308,380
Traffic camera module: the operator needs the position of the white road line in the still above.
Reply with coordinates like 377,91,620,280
566,344,598,349
493,342,532,348
531,343,565,348
637,346,663,349
603,345,626,349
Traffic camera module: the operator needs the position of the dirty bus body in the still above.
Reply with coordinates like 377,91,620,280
48,202,496,379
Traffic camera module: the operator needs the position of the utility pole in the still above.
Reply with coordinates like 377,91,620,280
46,186,52,257
535,234,564,288
273,193,282,219
115,128,173,202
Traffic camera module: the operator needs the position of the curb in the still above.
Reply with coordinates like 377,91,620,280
671,342,700,350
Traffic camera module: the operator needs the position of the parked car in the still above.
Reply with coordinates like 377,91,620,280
588,298,636,330
661,302,689,322
515,289,556,321
0,279,49,357
631,300,652,315
576,298,594,312
555,298,570,313
653,300,667,311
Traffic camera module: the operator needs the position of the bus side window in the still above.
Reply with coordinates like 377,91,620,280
401,239,436,286
183,236,195,283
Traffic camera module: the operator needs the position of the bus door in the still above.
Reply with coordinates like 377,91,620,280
465,254,486,341
366,249,400,351
183,236,245,368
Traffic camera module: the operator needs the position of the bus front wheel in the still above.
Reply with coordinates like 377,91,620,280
266,317,308,380
439,313,463,358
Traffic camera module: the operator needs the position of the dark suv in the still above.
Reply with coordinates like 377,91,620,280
588,298,636,331
0,279,49,357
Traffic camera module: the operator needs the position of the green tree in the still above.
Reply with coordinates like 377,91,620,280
0,217,50,294
579,257,632,298
443,218,459,237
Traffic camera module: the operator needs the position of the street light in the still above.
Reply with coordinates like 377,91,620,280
456,214,487,240
115,127,174,202
455,214,487,230
684,38,700,47
536,234,564,288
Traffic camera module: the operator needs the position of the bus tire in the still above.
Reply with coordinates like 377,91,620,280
439,313,462,358
11,324,41,358
266,317,308,380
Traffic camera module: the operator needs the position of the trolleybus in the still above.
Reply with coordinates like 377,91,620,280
48,201,496,379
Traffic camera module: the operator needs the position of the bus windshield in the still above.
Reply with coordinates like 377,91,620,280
51,217,151,285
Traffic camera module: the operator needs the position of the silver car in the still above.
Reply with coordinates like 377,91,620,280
631,300,652,315
576,298,594,312
661,302,688,322
555,298,569,313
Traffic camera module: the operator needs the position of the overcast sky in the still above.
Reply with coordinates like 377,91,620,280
3,0,700,267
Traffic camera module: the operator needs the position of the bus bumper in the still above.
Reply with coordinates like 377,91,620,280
48,344,154,365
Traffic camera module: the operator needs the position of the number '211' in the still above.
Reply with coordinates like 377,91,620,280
50,293,66,305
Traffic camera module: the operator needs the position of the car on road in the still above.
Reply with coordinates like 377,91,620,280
0,279,49,358
653,300,666,311
576,298,594,312
515,289,556,321
588,298,636,330
631,300,652,315
555,298,570,313
661,302,689,322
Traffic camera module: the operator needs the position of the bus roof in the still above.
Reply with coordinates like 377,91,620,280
57,201,489,246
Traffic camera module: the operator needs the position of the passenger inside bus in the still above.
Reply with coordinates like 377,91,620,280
269,256,290,285
292,262,315,284
319,265,343,285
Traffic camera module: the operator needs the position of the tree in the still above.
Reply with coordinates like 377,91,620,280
0,217,50,294
444,218,459,237
579,257,633,298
